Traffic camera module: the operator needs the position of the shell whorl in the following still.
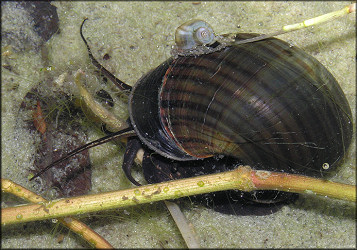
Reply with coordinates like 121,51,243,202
130,32,352,178
175,19,216,50
159,34,353,177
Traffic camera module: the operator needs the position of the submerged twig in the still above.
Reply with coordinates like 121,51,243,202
136,148,201,248
235,3,356,45
2,166,355,226
75,70,128,132
1,179,113,249
164,200,201,248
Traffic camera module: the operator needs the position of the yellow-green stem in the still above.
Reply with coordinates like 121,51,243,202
2,166,252,225
2,166,355,226
251,170,356,201
1,179,113,248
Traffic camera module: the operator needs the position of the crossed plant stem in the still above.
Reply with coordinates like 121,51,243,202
2,4,356,248
2,165,355,228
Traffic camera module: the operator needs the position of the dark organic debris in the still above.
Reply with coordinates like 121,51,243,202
1,1,59,52
19,87,91,198
20,1,59,42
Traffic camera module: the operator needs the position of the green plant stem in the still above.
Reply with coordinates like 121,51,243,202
2,166,355,226
251,170,356,201
1,179,113,248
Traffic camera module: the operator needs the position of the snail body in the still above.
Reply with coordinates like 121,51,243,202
32,19,353,197
130,20,353,178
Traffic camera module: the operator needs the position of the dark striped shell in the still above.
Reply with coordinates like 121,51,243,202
129,33,353,177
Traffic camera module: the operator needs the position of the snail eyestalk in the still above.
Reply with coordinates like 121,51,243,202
80,18,132,92
235,3,356,45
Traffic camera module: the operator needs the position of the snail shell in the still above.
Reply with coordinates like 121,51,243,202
129,26,352,178
175,19,216,50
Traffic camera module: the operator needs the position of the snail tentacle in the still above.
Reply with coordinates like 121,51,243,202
80,18,132,92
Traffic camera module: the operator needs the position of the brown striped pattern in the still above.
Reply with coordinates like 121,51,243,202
159,35,352,177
